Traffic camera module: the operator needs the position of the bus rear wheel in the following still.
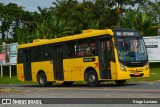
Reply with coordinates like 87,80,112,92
115,80,126,86
87,70,99,87
37,72,52,87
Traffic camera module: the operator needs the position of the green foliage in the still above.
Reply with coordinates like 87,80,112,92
14,27,32,44
0,76,36,84
33,16,74,39
0,3,25,42
121,8,159,36
0,0,159,44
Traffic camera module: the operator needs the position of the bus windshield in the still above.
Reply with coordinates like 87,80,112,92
116,36,147,62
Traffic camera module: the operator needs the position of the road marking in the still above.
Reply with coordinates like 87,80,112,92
37,87,160,94
51,87,110,91
0,88,22,92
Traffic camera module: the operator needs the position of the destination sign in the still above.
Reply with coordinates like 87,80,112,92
115,31,139,36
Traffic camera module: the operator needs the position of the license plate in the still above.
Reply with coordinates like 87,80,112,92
134,72,140,76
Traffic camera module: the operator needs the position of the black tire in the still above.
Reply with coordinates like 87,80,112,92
62,81,73,86
87,70,99,87
37,72,52,87
115,80,126,86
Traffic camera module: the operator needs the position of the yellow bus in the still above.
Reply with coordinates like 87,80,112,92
17,28,150,87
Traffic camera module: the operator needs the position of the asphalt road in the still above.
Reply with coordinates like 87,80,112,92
0,81,160,107
1,81,160,98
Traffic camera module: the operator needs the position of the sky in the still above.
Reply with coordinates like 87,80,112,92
0,0,157,12
0,0,56,12
0,0,84,12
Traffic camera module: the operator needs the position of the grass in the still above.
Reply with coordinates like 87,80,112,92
0,76,36,84
0,63,159,84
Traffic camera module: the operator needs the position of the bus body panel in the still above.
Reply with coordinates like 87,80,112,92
126,66,150,78
116,63,150,80
17,64,25,81
110,61,117,80
18,29,114,49
143,69,150,77
115,61,131,80
31,61,54,82
63,56,100,81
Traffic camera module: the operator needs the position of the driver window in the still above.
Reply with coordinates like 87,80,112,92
116,38,129,56
130,40,137,52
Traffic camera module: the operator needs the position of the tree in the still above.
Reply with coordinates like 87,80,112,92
121,7,159,36
14,27,31,44
0,3,10,42
140,1,160,35
51,0,78,20
33,6,74,39
0,3,28,42
1,0,159,45
49,17,74,38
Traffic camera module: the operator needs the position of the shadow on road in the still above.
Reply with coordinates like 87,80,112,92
11,83,139,89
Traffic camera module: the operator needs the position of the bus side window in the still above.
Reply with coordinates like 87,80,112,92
77,38,95,57
65,41,76,58
18,49,23,63
77,42,88,56
90,42,95,55
105,39,115,61
42,45,51,60
32,46,42,61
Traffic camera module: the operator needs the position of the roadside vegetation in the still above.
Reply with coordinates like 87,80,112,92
0,76,36,84
0,0,159,44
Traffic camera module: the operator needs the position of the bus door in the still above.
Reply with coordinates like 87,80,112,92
99,38,112,79
23,50,32,81
53,46,64,80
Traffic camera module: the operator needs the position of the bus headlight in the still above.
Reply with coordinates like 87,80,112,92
120,63,126,71
146,63,149,70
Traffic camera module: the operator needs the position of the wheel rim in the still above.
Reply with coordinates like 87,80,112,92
39,76,45,85
89,75,96,83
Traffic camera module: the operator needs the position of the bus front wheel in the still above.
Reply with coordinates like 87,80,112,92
87,70,99,87
115,80,126,86
37,72,52,87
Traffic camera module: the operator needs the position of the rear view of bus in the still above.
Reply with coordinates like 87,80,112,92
113,28,150,85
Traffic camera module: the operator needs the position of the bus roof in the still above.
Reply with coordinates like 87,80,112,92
19,29,113,49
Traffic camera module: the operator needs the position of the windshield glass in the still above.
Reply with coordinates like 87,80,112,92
116,37,147,62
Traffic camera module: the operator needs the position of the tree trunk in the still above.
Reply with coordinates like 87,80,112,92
1,30,5,42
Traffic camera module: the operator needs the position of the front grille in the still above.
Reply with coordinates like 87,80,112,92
129,70,143,73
